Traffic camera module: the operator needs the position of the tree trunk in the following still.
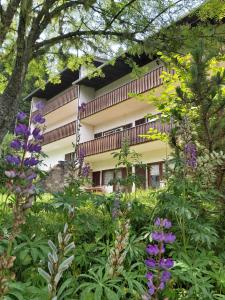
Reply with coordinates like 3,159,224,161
0,57,28,142
0,92,19,141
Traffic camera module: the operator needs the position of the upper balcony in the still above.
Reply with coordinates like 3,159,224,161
43,121,76,146
32,85,79,117
78,66,165,121
78,119,171,157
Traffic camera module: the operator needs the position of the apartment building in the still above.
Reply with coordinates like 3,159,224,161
27,54,172,192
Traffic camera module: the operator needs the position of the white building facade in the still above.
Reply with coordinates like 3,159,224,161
28,55,171,191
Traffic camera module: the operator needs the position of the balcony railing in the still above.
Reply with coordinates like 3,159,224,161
78,120,171,156
79,66,165,119
43,121,76,145
33,85,78,117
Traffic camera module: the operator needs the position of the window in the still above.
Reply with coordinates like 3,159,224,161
150,164,160,188
148,162,164,188
102,170,114,185
93,171,101,186
94,132,102,139
65,152,75,161
135,118,146,126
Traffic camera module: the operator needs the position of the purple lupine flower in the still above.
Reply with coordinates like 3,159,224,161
81,163,90,177
26,172,37,180
147,282,155,296
32,127,41,138
26,143,42,153
161,271,171,282
5,155,21,165
78,148,85,164
164,233,176,244
154,217,161,226
152,232,164,242
24,157,39,167
146,244,159,256
154,218,172,229
145,217,175,298
15,124,30,137
184,142,197,168
35,101,45,111
145,258,156,268
32,113,45,124
146,272,153,281
10,139,21,150
159,258,174,269
32,128,43,141
162,219,172,229
158,282,165,290
17,112,27,121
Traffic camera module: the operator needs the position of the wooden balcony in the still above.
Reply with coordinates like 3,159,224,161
33,85,78,116
43,121,76,145
78,66,165,119
78,120,171,157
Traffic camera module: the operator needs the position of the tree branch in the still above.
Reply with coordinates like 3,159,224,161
140,0,184,33
0,0,21,46
105,0,137,30
34,29,140,50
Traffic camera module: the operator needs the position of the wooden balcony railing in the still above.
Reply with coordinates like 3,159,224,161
78,120,171,156
43,121,76,145
79,66,165,119
33,85,78,117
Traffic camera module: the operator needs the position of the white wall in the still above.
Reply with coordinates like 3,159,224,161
79,123,94,143
45,114,76,132
79,85,95,104
93,105,158,134
42,145,73,170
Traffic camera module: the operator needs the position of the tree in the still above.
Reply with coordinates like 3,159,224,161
145,40,225,192
0,0,205,142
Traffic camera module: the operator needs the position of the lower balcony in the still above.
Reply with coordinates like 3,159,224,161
43,121,76,145
78,120,171,157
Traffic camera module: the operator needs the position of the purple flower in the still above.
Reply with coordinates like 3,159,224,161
146,272,153,281
161,271,171,282
152,232,164,242
26,143,42,153
145,258,156,268
146,244,159,256
17,112,27,121
154,217,161,226
10,139,21,150
164,233,176,244
32,128,43,141
5,170,16,178
32,113,45,124
185,142,197,168
81,164,90,177
35,101,45,111
154,218,172,228
162,219,172,229
24,157,39,167
26,172,37,180
15,124,30,137
148,284,155,296
5,155,21,166
159,258,174,269
158,281,165,290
